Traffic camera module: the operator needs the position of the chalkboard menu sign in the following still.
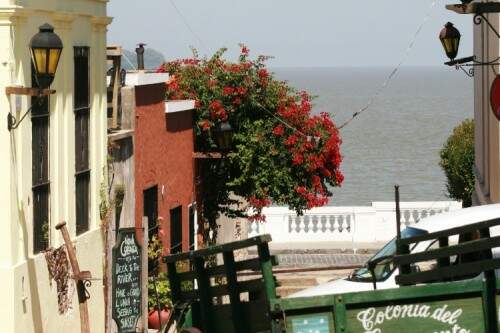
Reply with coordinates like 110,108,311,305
112,228,142,333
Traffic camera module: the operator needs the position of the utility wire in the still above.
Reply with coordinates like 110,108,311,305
122,51,137,70
256,102,308,137
169,0,209,54
337,0,438,130
262,0,437,134
165,0,437,136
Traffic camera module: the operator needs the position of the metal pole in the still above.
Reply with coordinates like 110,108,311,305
55,222,91,333
395,185,401,240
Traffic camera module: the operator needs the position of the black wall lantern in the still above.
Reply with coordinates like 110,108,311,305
440,22,461,61
441,2,500,77
213,121,234,152
30,23,63,90
6,23,63,130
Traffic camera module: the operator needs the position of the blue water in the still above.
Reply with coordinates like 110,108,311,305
273,67,473,206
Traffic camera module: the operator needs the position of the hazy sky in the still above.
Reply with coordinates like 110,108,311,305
108,0,473,67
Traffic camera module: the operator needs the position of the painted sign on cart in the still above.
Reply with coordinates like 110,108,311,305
346,298,483,333
112,228,142,333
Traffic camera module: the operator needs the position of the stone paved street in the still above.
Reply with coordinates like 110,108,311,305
276,253,372,268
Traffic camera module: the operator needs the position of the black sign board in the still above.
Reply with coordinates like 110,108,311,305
112,228,142,333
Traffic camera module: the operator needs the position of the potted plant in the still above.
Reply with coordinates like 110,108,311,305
147,272,172,329
147,232,173,329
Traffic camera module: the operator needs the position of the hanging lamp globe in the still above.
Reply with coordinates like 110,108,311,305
29,23,63,89
213,121,234,152
439,22,461,61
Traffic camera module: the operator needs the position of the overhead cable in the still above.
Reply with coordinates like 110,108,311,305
338,0,438,130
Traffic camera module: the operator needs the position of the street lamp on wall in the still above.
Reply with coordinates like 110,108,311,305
30,23,63,90
6,23,63,131
440,2,500,77
213,121,234,153
439,22,461,61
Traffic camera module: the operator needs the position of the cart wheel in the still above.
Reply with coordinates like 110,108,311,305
180,328,202,333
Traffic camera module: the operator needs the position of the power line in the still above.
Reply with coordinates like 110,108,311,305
337,0,438,130
165,0,437,136
122,51,137,70
256,102,308,137
169,0,209,54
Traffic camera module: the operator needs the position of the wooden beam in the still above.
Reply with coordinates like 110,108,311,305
55,222,91,333
106,45,123,57
192,152,222,159
5,86,55,97
446,2,500,14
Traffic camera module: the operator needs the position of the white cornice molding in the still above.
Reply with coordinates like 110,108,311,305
0,6,27,26
91,15,113,32
53,13,76,30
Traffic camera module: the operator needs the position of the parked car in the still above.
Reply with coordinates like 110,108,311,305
289,203,500,298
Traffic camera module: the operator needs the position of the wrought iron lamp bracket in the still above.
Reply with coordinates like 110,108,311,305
5,87,55,131
458,65,475,77
473,13,500,39
445,56,500,77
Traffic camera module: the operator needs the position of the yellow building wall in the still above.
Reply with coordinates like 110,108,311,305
0,1,111,332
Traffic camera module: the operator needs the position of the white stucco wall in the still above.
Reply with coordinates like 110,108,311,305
0,2,111,332
473,8,500,205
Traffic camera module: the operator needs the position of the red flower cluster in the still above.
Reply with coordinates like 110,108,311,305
248,196,271,210
276,91,343,209
258,69,269,79
199,120,211,131
209,100,227,121
273,124,285,136
223,86,234,96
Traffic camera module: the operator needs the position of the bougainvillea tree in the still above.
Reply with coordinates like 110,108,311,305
158,46,343,239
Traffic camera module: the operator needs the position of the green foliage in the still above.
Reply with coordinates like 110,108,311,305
439,119,475,207
147,234,173,310
148,235,163,262
147,272,172,310
159,46,343,234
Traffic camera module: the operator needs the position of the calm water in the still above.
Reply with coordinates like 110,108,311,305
272,67,473,206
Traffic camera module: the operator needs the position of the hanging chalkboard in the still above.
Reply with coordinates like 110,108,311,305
112,228,142,333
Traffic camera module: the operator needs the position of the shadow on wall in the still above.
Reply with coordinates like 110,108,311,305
166,111,192,133
11,134,44,330
111,137,134,162
134,84,165,106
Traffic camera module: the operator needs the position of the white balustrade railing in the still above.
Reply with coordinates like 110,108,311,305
248,201,462,249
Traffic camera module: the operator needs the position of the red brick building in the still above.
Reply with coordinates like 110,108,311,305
132,75,196,253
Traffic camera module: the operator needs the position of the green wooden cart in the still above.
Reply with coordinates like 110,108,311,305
163,217,500,333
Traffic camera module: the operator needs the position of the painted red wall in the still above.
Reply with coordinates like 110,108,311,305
134,83,195,253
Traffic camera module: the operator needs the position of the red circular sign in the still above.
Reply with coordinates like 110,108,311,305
490,75,500,121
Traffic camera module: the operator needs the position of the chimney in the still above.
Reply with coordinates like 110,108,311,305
135,43,146,70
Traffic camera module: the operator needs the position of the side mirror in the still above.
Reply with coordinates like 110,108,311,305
367,255,394,290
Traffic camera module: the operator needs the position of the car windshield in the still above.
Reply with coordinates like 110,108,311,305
349,227,427,282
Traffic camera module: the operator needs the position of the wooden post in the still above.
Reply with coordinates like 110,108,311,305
257,243,277,301
55,222,91,333
193,257,213,333
480,227,498,333
141,217,148,332
222,251,246,333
